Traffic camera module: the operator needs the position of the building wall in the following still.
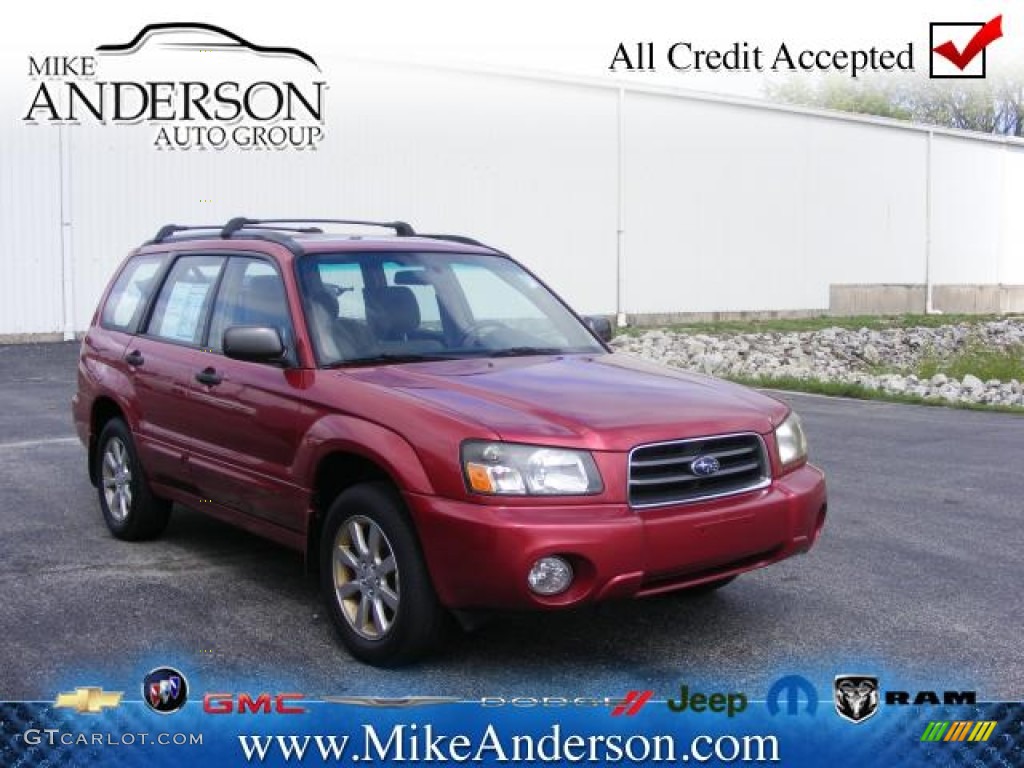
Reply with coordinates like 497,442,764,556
2,60,1022,339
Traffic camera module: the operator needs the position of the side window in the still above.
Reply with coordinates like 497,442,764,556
146,255,224,345
100,253,167,332
208,258,293,353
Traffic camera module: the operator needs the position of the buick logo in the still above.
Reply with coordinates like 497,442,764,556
691,456,721,477
143,667,189,714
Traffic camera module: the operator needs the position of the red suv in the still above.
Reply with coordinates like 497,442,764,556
73,218,827,665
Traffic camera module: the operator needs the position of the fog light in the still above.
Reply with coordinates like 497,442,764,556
527,556,573,595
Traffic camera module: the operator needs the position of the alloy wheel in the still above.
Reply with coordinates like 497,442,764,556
101,436,133,522
332,515,400,639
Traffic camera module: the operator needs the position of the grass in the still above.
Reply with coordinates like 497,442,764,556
727,374,1024,415
913,343,1024,382
614,313,1024,412
615,313,1013,337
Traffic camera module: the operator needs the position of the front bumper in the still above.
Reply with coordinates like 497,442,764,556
405,463,826,610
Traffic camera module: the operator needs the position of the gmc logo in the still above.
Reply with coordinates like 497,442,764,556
203,693,306,714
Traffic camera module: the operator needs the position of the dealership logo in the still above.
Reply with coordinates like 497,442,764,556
53,686,123,714
96,22,319,70
667,684,747,717
766,675,818,716
921,721,997,743
929,15,1003,79
143,667,188,714
478,695,649,715
323,696,460,708
23,21,326,150
611,690,653,717
833,675,879,724
885,689,976,706
204,692,306,714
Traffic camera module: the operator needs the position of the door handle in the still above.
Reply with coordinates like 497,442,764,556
125,350,144,366
195,368,223,386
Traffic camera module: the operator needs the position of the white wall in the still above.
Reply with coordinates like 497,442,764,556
930,135,1005,285
2,60,1023,336
621,93,932,313
0,120,64,335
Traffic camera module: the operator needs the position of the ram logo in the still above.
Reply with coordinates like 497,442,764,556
834,675,879,724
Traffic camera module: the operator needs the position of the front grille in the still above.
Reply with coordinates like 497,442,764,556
628,433,769,508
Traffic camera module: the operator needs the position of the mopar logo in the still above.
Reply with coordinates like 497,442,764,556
691,456,721,476
766,675,818,716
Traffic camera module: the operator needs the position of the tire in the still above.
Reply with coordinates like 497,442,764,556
95,419,171,541
681,575,736,595
320,482,445,666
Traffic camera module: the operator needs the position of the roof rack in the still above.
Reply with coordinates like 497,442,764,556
238,223,324,232
415,233,506,254
147,217,505,256
221,217,415,238
150,224,221,244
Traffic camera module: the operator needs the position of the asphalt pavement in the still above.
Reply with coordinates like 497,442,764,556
1,341,1021,702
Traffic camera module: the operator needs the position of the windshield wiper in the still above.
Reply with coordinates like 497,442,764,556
323,353,457,368
485,347,566,357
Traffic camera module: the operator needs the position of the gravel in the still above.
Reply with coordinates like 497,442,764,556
610,318,1024,408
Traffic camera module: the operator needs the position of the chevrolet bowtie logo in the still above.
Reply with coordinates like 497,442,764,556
54,687,123,713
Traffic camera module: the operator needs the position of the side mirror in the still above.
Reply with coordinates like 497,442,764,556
223,326,285,362
583,315,613,343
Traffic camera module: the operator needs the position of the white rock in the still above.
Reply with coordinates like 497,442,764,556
608,319,1024,409
962,374,984,391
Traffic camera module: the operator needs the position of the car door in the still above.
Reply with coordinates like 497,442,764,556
127,252,226,491
184,255,305,532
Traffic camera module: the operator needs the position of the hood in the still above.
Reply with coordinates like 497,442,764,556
341,353,789,452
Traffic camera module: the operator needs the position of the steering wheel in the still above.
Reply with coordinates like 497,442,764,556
456,321,508,348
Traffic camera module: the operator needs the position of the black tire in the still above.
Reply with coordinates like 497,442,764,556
681,575,736,595
320,482,445,666
95,419,171,541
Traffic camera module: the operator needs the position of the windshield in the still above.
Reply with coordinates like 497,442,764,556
296,251,605,367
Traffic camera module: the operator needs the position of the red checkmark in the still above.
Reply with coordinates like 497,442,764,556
933,15,1003,70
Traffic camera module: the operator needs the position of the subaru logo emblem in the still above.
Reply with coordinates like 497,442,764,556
691,456,721,477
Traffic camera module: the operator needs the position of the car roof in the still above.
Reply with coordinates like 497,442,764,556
137,219,505,260
289,234,499,255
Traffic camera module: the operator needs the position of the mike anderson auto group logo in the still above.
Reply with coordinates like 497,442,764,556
23,22,326,150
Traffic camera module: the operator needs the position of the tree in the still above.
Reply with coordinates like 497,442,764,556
765,74,1024,137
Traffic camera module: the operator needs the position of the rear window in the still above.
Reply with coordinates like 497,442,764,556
101,253,167,332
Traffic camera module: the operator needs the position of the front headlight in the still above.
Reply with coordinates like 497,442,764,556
775,411,808,468
461,441,603,496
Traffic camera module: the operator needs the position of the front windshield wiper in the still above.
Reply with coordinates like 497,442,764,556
323,353,458,368
485,347,567,357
